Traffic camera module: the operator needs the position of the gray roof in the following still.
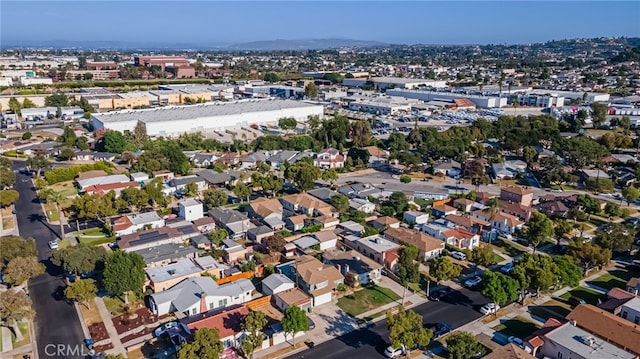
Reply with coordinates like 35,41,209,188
263,217,285,229
289,151,315,164
545,323,635,359
146,258,203,283
170,175,205,187
293,236,320,249
338,220,365,233
76,174,130,188
151,277,254,313
351,235,400,253
179,198,201,207
307,187,338,202
223,239,242,249
92,99,320,124
193,256,225,271
193,153,218,164
130,172,149,181
247,225,274,236
209,207,248,224
243,151,269,163
196,170,232,185
133,243,198,265
267,150,299,163
128,211,163,225
262,273,294,292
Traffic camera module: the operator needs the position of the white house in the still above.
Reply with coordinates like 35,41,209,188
261,273,295,295
112,212,165,237
403,211,429,225
178,198,204,222
149,277,254,316
314,148,345,169
619,297,640,324
314,231,338,251
349,198,376,214
130,172,150,184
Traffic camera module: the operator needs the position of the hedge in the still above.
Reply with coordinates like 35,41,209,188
44,161,114,184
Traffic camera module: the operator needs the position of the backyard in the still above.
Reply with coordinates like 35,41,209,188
587,269,634,291
559,287,607,305
337,285,401,317
492,316,540,339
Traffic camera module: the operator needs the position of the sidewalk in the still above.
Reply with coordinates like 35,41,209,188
2,326,13,352
93,297,127,356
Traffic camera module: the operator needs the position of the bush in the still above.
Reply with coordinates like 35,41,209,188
44,161,114,184
400,175,412,183
22,132,32,140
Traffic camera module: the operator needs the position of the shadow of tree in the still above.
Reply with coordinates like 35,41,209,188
28,212,61,239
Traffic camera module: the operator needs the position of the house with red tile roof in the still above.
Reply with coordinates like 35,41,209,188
181,304,249,354
314,148,345,169
84,181,139,197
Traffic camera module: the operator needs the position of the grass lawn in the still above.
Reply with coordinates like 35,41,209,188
58,238,72,249
103,292,143,316
491,251,505,264
587,270,633,291
491,238,526,258
80,301,103,326
11,322,30,348
78,228,115,245
560,287,607,305
337,286,401,317
363,305,401,321
43,202,60,222
529,300,571,321
492,316,540,338
407,272,431,294
49,181,79,198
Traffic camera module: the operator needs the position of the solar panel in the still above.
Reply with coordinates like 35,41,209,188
177,226,195,235
129,232,170,247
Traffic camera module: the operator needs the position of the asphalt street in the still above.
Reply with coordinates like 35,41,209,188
14,160,86,359
285,287,489,359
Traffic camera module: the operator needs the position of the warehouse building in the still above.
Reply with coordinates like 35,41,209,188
91,99,324,137
386,89,508,108
343,77,447,90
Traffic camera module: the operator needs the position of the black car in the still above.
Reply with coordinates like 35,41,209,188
428,286,452,301
431,323,452,338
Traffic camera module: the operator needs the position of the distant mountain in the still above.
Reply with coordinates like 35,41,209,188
0,40,230,50
227,38,390,50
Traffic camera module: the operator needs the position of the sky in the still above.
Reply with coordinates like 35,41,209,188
1,1,639,46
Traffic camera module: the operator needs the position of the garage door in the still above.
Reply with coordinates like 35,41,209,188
313,292,332,306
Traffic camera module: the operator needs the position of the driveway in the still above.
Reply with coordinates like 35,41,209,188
308,301,358,343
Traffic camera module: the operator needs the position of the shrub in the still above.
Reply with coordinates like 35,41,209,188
400,175,412,183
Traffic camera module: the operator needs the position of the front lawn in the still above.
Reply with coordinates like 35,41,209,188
103,292,143,316
11,322,30,348
78,228,115,245
491,238,526,258
337,285,401,317
43,202,60,222
529,300,571,322
559,287,607,305
587,270,634,291
492,317,540,339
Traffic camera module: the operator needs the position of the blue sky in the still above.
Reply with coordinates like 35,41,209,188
2,1,639,45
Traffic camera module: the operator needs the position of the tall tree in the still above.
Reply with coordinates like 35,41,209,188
589,102,608,128
102,251,145,303
3,256,45,287
445,332,485,359
397,245,420,285
596,223,634,252
0,236,37,270
522,146,538,168
321,168,339,184
429,256,462,284
526,212,554,252
101,130,127,153
45,93,69,107
0,167,16,189
233,182,252,202
304,82,318,99
281,305,308,345
0,289,34,342
387,308,432,352
8,97,22,115
622,186,640,206
27,154,52,177
567,240,611,271
481,271,519,307
202,188,228,210
64,278,98,309
0,190,19,209
42,189,66,238
512,254,560,294
177,328,224,359
330,193,350,213
284,161,320,192
350,120,372,147
470,245,498,267
51,244,107,275
241,310,268,359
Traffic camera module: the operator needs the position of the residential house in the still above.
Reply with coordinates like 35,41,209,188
452,198,477,213
293,236,320,253
432,204,457,218
307,187,338,203
349,198,376,214
192,216,216,234
384,227,445,261
84,181,140,197
222,239,250,264
565,304,640,356
433,160,461,177
403,211,429,225
314,148,345,169
179,198,204,221
195,170,232,188
324,249,383,286
181,305,250,355
145,256,224,292
314,231,338,251
368,216,400,230
338,182,385,200
440,227,481,250
500,186,534,207
483,344,534,359
580,169,611,182
294,255,344,306
190,234,212,251
240,151,270,169
537,200,570,218
627,277,640,295
618,297,640,324
526,320,636,359
248,197,285,230
149,277,254,316
246,226,274,244
262,273,295,295
364,146,390,167
336,220,365,236
598,287,638,314
192,153,219,168
130,172,150,184
209,207,252,240
492,163,513,179
500,201,535,222
344,234,401,267
112,212,165,237
118,223,200,251
132,243,198,268
312,215,340,229
152,170,175,181
285,214,306,232
267,150,299,170
274,288,313,312
281,193,335,217
166,176,207,195
216,152,241,168
76,174,130,191
444,214,490,235
487,211,524,234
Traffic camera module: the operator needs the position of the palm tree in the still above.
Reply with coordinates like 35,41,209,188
482,197,499,245
44,189,65,238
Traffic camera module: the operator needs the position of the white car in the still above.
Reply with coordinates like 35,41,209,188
451,251,466,261
480,302,500,315
384,345,406,358
464,276,482,288
48,241,59,250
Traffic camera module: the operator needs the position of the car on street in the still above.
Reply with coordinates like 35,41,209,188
508,336,523,347
479,302,500,315
464,276,482,288
500,262,514,274
384,344,406,358
428,286,452,301
432,323,452,338
450,251,467,261
48,240,59,249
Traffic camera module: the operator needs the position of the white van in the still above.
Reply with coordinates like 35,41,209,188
451,251,466,261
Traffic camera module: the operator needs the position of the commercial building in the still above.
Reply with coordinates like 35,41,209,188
386,89,508,108
343,77,447,90
91,99,324,137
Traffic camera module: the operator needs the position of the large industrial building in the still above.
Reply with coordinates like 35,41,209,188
91,99,324,137
386,89,508,108
343,77,448,90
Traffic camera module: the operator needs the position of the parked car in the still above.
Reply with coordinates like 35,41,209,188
428,286,452,301
153,322,179,337
432,323,452,338
308,317,315,330
48,240,59,250
450,251,467,261
508,336,523,347
500,262,514,274
384,344,406,358
568,296,586,307
479,302,500,315
464,276,482,288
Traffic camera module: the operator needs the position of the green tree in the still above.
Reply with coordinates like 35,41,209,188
202,188,228,210
522,145,538,168
0,167,16,189
567,240,611,271
330,193,350,213
278,117,298,131
103,250,145,303
0,190,19,208
512,254,559,294
233,182,252,202
604,202,622,218
27,154,51,177
344,271,359,288
208,229,229,247
596,222,634,252
45,93,69,107
0,236,37,270
397,245,420,284
42,189,66,238
429,256,462,284
350,120,372,147
263,72,280,83
399,175,412,184
101,130,127,153
576,194,601,219
622,186,640,206
3,256,45,287
58,148,76,161
265,233,286,253
21,131,32,140
304,82,318,99
387,308,433,352
177,328,224,359
387,132,410,152
526,212,554,252
281,305,308,345
284,161,320,192
0,289,35,342
590,102,608,128
8,97,22,115
51,244,107,275
470,245,497,267
241,310,268,359
388,191,408,213
22,98,36,109
143,178,168,208
553,218,573,244
183,182,199,197
481,271,519,306
445,331,485,359
552,255,583,287
75,136,90,150
321,168,339,184
64,278,98,309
